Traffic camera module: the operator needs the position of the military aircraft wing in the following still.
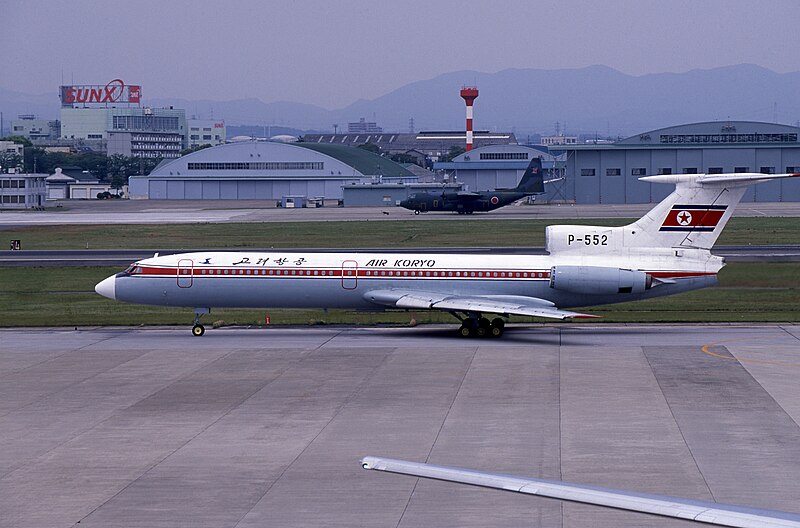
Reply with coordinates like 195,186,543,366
363,290,597,320
455,191,482,199
361,456,800,528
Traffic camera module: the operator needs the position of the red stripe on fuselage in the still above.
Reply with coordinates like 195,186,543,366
131,266,715,281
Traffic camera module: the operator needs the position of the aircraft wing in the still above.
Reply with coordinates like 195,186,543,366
363,290,597,320
361,456,800,528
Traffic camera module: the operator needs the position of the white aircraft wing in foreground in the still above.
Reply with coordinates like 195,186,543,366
361,456,800,528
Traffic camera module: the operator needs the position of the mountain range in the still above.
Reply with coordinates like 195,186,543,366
2,64,799,138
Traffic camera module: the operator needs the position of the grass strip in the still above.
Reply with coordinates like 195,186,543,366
3,217,800,250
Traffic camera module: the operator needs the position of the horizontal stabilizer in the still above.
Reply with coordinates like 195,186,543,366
639,172,800,186
361,456,800,527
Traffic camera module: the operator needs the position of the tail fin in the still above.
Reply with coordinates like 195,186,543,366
545,172,799,253
514,157,545,194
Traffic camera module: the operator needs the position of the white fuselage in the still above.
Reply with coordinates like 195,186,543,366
99,249,721,312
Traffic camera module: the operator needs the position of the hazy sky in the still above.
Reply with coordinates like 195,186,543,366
3,0,799,109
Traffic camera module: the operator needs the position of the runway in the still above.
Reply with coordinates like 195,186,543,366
1,324,799,527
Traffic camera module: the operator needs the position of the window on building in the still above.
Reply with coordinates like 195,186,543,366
88,134,102,139
17,179,25,188
13,126,23,131
0,180,9,188
787,166,800,173
10,180,19,188
606,168,621,176
760,166,775,174
478,152,529,160
707,167,724,174
190,135,199,140
734,166,749,172
658,168,672,175
187,161,324,171
631,168,647,176
203,128,211,131
580,168,596,176
203,135,212,140
682,167,698,174
1,195,9,203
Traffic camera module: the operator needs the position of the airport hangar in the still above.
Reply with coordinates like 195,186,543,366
129,120,800,204
128,140,417,201
554,121,800,204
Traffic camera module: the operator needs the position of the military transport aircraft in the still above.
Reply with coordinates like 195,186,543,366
361,456,800,527
95,171,798,337
399,157,548,214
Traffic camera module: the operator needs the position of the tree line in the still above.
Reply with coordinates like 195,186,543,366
0,135,167,190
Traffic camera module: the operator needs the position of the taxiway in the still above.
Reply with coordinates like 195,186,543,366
1,324,799,527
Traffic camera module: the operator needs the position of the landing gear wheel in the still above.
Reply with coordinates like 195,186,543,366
458,324,474,338
414,210,420,215
476,317,491,337
490,318,505,338
192,324,205,337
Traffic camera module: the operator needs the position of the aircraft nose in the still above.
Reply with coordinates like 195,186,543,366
95,275,116,300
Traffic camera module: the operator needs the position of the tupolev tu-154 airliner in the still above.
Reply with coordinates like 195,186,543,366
95,171,798,337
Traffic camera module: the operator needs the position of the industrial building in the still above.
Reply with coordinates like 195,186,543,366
0,172,47,209
128,140,416,200
10,115,61,140
187,119,226,148
55,80,187,158
559,121,800,203
64,106,187,159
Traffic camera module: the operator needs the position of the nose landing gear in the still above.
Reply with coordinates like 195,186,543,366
192,308,210,337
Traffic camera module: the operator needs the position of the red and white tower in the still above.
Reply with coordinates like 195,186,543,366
460,86,479,151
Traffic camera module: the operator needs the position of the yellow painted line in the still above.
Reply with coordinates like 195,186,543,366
701,337,800,367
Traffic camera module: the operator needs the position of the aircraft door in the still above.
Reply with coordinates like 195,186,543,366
177,259,194,288
341,260,358,289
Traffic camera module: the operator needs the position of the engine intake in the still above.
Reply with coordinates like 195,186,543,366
550,266,652,295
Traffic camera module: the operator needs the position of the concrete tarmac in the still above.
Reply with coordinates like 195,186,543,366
1,324,799,527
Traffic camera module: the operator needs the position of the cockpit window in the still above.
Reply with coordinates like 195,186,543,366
124,263,142,275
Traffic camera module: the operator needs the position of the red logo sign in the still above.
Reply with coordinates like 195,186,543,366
128,84,141,104
60,79,141,105
490,196,499,205
660,205,727,232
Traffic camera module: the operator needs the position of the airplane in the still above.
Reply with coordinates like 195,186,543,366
360,456,800,527
95,170,799,337
399,157,548,214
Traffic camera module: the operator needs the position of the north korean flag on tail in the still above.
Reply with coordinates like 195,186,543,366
659,204,728,232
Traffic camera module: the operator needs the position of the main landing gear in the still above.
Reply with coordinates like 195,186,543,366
191,308,210,337
453,313,505,338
